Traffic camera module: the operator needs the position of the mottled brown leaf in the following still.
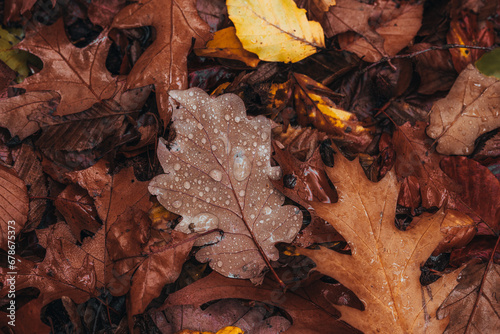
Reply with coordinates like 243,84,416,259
149,88,302,283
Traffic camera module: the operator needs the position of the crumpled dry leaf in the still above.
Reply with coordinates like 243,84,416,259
155,299,289,334
322,0,423,62
15,19,120,116
149,88,302,283
427,64,500,155
227,0,325,63
437,262,500,333
112,0,212,126
296,145,462,333
0,164,28,250
161,271,362,333
292,72,372,150
194,27,260,67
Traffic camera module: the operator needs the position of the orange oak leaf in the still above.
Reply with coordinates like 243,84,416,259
112,0,212,126
149,88,302,284
296,145,462,333
15,19,122,116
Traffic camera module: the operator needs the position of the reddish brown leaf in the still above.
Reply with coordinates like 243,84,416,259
3,0,56,24
15,19,121,116
440,156,500,235
88,0,127,28
112,0,212,126
447,14,495,73
12,144,47,231
0,165,28,250
161,272,361,334
55,184,101,242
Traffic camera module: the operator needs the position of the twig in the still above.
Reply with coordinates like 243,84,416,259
362,44,495,72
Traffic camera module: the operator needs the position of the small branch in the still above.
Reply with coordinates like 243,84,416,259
362,44,495,72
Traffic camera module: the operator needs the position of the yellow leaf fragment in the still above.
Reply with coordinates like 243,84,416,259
0,27,39,81
293,73,370,137
227,0,325,63
195,27,260,67
174,326,244,334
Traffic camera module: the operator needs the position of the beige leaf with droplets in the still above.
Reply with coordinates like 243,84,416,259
296,145,462,333
149,88,302,283
427,64,500,155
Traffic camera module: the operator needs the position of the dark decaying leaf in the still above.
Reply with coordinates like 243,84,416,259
154,298,290,334
161,272,362,334
149,88,302,284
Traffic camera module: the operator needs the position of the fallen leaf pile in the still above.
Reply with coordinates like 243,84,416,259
0,0,499,333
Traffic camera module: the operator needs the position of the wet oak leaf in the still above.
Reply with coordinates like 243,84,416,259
227,0,325,63
0,164,28,250
437,262,500,333
14,19,120,116
296,147,462,333
322,0,423,62
427,64,500,155
149,88,302,283
112,0,212,125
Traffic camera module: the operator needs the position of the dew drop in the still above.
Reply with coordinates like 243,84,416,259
205,186,210,192
201,138,207,144
225,114,230,121
173,163,181,171
192,212,219,232
239,190,245,197
235,116,241,123
217,261,223,267
172,200,182,208
197,123,203,130
188,133,194,139
183,181,191,190
233,151,251,181
264,206,272,215
261,132,268,140
211,145,217,151
199,191,204,197
189,91,194,97
192,105,197,110
209,169,223,181
250,214,255,219
225,200,230,205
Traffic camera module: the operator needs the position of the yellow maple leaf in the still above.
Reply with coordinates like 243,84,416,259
0,27,40,82
195,27,260,67
227,0,325,63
